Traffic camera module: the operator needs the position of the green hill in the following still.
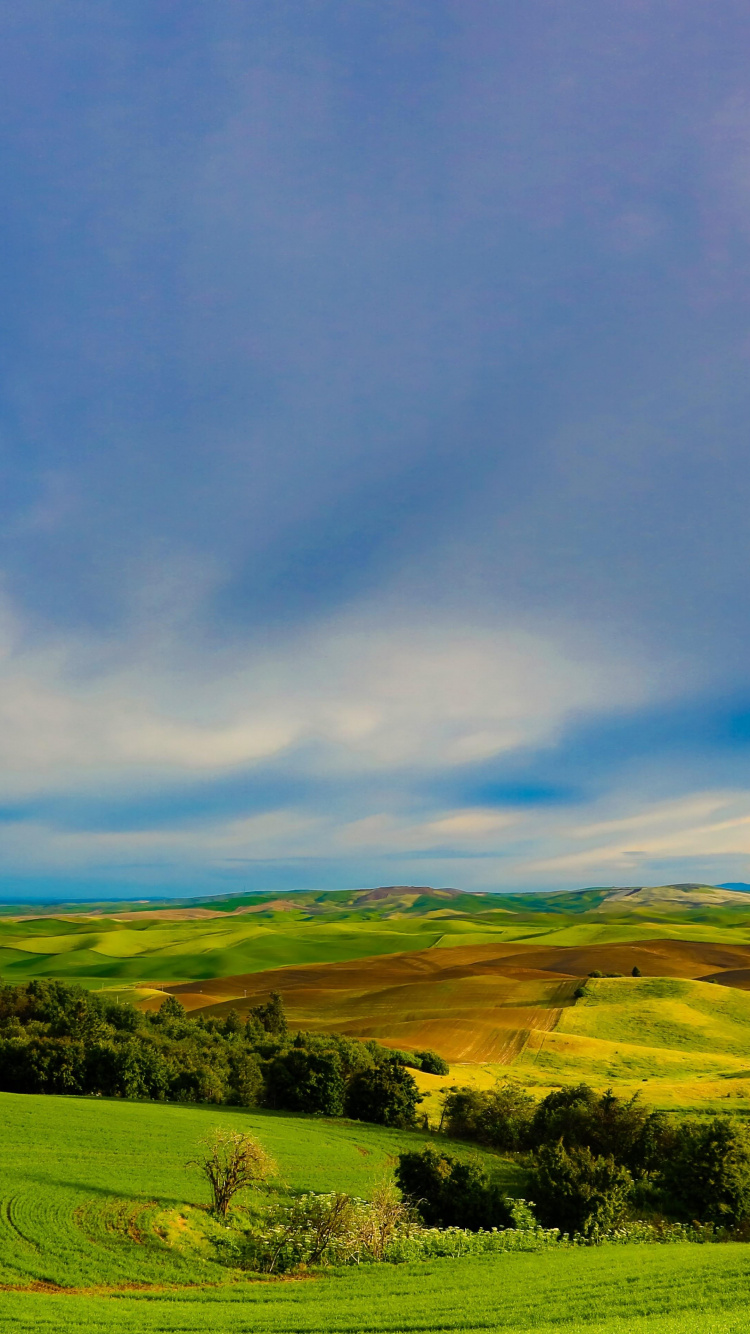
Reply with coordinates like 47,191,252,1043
0,1092,521,1291
3,883,750,988
0,1093,749,1333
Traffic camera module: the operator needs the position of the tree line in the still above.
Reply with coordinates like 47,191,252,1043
432,1079,750,1235
0,980,446,1125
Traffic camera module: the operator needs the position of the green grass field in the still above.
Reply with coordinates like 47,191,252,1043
2,1243,750,1332
1,1092,750,1332
0,1092,524,1290
0,1083,741,1334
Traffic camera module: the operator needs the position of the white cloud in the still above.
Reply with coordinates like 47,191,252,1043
526,790,750,878
0,594,656,799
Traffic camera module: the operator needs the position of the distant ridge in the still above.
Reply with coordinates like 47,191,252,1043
2,880,748,922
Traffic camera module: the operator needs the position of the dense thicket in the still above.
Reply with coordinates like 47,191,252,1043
441,1077,750,1235
0,981,423,1126
396,1146,517,1230
443,1080,667,1172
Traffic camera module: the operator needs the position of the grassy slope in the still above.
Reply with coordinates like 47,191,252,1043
0,1093,750,1333
9,888,750,1113
5,883,750,986
2,1246,750,1332
0,1092,523,1290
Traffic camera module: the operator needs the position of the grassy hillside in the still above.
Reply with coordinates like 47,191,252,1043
411,974,750,1115
515,975,750,1102
1,1092,750,1332
6,884,750,1111
4,1246,750,1333
4,882,750,987
0,1092,522,1291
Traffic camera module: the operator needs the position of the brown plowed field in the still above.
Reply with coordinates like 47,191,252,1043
700,967,750,990
151,936,750,1062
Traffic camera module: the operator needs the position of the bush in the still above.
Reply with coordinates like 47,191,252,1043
395,1147,516,1231
415,1049,449,1075
661,1117,750,1227
530,1142,632,1238
529,1085,666,1175
442,1080,535,1150
265,1047,345,1115
346,1057,422,1127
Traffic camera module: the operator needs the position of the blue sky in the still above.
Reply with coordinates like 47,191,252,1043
2,2,750,899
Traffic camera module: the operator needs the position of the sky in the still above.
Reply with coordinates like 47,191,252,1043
2,1,750,899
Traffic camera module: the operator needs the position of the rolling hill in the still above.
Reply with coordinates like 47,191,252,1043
5,883,750,1107
3,883,750,986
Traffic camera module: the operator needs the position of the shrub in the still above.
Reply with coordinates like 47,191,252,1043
530,1142,632,1237
529,1085,666,1175
661,1117,750,1227
443,1080,535,1150
395,1146,516,1231
346,1057,422,1127
415,1049,449,1075
265,1047,345,1115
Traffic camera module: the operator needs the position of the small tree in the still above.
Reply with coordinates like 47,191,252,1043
632,966,642,977
223,1008,243,1035
251,991,287,1036
530,1142,632,1237
346,1057,422,1127
156,994,186,1023
189,1129,276,1216
415,1049,450,1076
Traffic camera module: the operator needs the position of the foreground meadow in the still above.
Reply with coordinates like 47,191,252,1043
2,1244,750,1332
0,1092,526,1289
1,1090,750,1333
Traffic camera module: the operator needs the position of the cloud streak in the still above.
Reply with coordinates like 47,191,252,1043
1,4,750,895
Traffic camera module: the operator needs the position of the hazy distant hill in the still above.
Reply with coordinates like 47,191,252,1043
1,880,748,921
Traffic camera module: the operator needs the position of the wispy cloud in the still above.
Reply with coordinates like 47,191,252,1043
1,5,750,896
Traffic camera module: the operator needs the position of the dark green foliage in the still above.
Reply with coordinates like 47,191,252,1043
588,970,603,978
156,994,186,1023
0,981,398,1125
415,1049,449,1075
530,1142,632,1237
443,1080,535,1151
529,1085,666,1175
661,1117,750,1227
346,1057,422,1127
266,1047,345,1115
396,1146,515,1230
573,985,586,999
251,992,287,1036
632,966,642,977
223,1008,243,1035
